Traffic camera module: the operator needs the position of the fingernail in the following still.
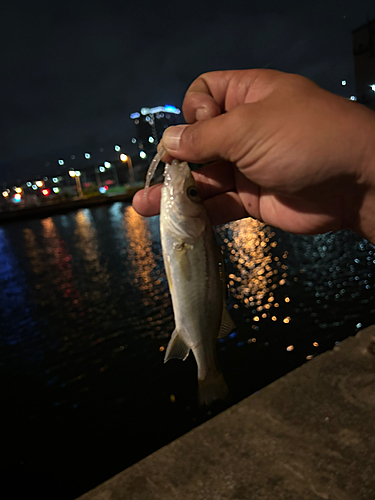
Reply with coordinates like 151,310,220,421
163,125,188,151
195,107,210,121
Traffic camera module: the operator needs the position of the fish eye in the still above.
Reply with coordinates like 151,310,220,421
187,186,198,199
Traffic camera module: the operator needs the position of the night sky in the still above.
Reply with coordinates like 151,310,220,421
1,0,374,182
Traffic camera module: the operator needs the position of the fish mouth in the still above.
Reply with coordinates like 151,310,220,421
164,160,190,190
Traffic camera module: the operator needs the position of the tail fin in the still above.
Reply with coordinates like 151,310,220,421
198,370,229,406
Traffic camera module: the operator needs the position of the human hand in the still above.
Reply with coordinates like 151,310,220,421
132,69,375,241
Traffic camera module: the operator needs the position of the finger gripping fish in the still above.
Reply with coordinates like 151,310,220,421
145,152,234,405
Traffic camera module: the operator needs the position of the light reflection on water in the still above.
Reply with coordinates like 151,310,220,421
0,203,374,498
123,206,172,339
41,217,82,303
216,218,295,335
0,206,374,375
218,218,283,305
0,227,33,347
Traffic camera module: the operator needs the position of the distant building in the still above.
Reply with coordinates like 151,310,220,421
130,105,182,158
352,18,375,110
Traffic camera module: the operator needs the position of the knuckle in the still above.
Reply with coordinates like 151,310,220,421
183,124,203,154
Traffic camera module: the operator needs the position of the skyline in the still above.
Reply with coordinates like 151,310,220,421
1,0,375,181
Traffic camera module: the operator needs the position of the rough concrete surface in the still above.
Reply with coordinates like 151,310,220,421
77,325,375,500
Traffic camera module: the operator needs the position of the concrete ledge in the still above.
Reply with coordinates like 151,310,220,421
77,325,375,500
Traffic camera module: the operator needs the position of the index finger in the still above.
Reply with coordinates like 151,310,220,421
182,71,231,123
182,69,281,123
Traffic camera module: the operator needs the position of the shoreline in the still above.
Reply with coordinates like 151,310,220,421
0,191,136,224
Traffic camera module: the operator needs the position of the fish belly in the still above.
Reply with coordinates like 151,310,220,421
162,228,223,380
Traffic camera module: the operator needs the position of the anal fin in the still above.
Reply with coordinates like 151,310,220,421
164,329,190,363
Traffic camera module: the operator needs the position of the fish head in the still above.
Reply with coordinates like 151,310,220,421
161,160,206,241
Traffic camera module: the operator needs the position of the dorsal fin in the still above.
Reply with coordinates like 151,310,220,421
164,329,190,363
218,302,235,339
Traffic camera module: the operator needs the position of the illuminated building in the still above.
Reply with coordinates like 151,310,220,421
130,105,182,155
352,18,375,110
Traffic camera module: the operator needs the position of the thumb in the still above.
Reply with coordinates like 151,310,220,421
161,111,242,164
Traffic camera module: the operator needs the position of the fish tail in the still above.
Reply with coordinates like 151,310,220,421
198,370,229,406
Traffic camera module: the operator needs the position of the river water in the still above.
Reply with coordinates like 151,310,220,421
1,202,374,498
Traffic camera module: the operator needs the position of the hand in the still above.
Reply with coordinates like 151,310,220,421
132,69,375,242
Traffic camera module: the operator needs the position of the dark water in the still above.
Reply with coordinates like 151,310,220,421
1,202,374,499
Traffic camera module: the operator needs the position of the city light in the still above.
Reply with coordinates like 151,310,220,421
341,80,347,86
350,95,357,101
164,105,179,113
120,153,134,183
138,105,181,115
13,193,22,202
69,170,83,197
0,104,184,207
69,170,81,177
370,84,375,92
41,189,50,196
99,186,107,194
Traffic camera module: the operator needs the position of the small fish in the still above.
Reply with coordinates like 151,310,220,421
144,154,234,404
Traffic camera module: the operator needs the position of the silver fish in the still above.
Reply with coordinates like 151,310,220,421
145,155,234,404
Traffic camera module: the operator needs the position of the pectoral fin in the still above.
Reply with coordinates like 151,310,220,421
175,245,192,281
218,302,235,339
164,329,190,363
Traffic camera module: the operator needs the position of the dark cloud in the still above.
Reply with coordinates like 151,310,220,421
1,0,374,180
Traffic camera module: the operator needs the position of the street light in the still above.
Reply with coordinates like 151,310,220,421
69,169,83,198
120,154,134,184
103,161,119,185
